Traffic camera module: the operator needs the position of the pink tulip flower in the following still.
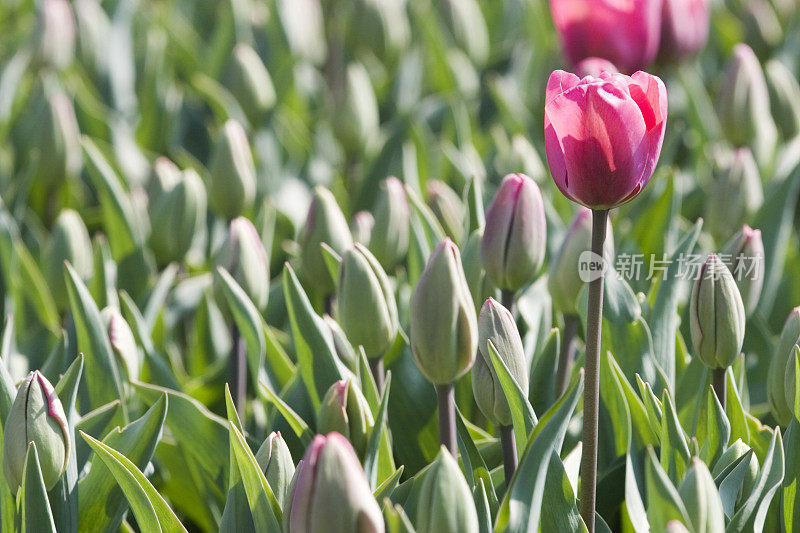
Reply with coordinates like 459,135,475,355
658,0,710,62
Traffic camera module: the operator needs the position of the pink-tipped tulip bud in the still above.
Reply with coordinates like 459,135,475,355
317,380,374,457
3,371,70,494
548,0,662,73
410,239,478,384
689,255,746,370
767,307,800,425
101,307,142,382
480,173,546,292
350,211,374,245
548,207,614,315
720,225,765,317
471,299,528,426
369,176,411,269
657,0,710,63
34,0,76,70
285,433,384,533
544,70,667,210
574,57,619,78
214,216,270,311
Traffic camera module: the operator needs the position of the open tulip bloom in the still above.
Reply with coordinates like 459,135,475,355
544,68,667,532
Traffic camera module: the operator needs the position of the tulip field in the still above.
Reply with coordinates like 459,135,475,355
4,0,800,531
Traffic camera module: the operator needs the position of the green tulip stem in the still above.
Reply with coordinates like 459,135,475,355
500,288,515,316
436,383,457,456
370,358,385,393
556,314,579,398
713,367,727,409
499,424,517,484
232,325,246,418
580,208,608,533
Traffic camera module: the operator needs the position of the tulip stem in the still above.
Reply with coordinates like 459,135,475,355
500,289,515,316
232,325,246,418
499,424,517,484
556,314,579,398
436,384,457,456
713,368,727,409
370,358,385,393
580,209,608,533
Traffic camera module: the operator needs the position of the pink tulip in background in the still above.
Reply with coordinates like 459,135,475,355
549,0,663,73
658,0,710,62
574,57,619,78
543,70,668,209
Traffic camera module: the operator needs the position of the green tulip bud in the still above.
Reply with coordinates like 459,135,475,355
317,380,374,458
706,148,762,241
784,345,800,421
208,119,256,219
548,207,614,316
410,238,477,384
31,87,82,186
298,187,353,296
481,173,546,291
323,315,358,371
716,44,777,171
337,63,380,154
689,255,746,369
767,307,800,425
44,208,93,309
148,168,207,265
720,225,765,316
416,447,479,533
3,371,70,494
471,298,527,426
677,458,725,533
426,181,465,244
33,0,76,70
254,431,295,507
225,44,276,126
766,59,800,140
337,244,398,359
214,217,270,311
101,307,141,382
461,227,497,313
285,433,384,533
711,439,758,498
149,157,182,198
369,177,410,269
350,211,374,245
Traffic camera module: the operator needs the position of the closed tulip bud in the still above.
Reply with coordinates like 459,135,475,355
44,209,93,309
416,447,479,533
410,238,478,384
549,0,662,73
298,187,353,296
3,371,70,494
766,59,800,140
255,431,295,507
337,63,380,154
149,168,207,265
481,173,546,291
548,207,614,315
149,157,181,198
720,225,765,316
214,217,270,311
225,44,276,126
689,255,746,369
677,458,725,533
337,244,398,359
285,433,384,533
767,307,800,425
471,299,527,426
461,228,497,313
369,177,410,269
317,380,374,457
711,440,758,496
744,0,783,57
784,345,800,421
208,120,257,219
350,211,374,245
657,0,710,63
33,88,82,186
544,70,667,209
706,148,763,241
574,57,618,78
664,522,690,533
716,44,777,170
426,180,465,243
101,307,141,382
34,0,76,70
323,315,358,371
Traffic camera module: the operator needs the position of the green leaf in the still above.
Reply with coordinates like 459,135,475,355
364,372,392,489
645,447,690,531
80,432,187,533
64,262,127,416
374,466,405,504
725,369,750,446
75,401,122,470
784,349,800,531
697,386,730,467
319,243,342,286
455,409,498,515
21,444,56,533
257,380,314,445
282,263,351,409
659,389,691,481
228,424,282,532
530,328,559,415
474,478,492,533
729,429,785,532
